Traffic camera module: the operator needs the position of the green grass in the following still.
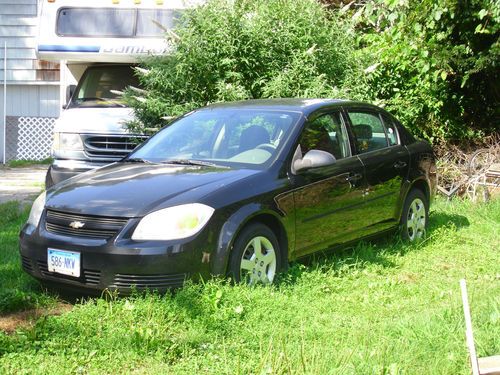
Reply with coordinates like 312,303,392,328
0,202,56,314
0,198,499,374
7,158,53,168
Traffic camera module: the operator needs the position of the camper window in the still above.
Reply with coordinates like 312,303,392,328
57,8,181,38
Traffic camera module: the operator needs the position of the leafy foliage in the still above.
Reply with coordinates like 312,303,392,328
124,0,363,134
127,0,498,143
349,0,499,142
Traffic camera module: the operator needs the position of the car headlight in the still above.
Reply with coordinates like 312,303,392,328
53,133,83,151
27,192,46,227
131,203,215,241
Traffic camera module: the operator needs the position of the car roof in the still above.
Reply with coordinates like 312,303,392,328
200,98,378,117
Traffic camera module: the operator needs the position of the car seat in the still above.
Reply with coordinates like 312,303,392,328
239,126,270,153
353,124,373,153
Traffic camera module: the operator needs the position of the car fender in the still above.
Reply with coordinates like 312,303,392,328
396,176,433,221
210,203,287,276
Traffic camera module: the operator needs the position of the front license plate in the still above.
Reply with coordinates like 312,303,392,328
47,249,81,277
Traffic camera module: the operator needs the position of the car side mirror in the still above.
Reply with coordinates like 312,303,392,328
294,149,336,172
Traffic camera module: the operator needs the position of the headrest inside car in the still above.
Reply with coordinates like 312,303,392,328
353,124,373,139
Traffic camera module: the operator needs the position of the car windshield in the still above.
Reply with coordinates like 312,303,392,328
129,108,301,168
70,65,140,108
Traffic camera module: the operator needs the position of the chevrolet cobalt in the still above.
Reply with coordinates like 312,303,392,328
20,99,436,293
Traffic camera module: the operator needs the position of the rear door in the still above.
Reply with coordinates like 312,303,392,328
344,107,410,231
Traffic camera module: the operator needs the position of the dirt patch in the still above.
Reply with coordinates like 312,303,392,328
0,303,72,334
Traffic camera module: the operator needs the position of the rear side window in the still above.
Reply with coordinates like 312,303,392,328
136,10,181,37
57,8,136,37
347,111,388,154
381,114,399,146
57,8,180,38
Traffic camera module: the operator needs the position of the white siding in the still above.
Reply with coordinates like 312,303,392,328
0,85,60,117
0,1,53,86
39,85,60,117
0,48,36,59
0,15,38,26
0,5,37,16
0,25,37,37
1,1,61,162
0,0,61,115
0,36,37,49
0,69,36,81
5,58,33,69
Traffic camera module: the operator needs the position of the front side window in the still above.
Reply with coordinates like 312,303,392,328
57,8,180,38
130,109,300,168
300,112,350,160
347,111,389,154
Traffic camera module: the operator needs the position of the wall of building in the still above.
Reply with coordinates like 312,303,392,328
0,85,60,118
0,0,61,162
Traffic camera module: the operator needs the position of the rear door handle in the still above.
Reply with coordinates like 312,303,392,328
393,161,407,169
346,173,362,182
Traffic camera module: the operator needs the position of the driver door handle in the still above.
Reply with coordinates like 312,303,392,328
393,161,407,169
346,173,362,182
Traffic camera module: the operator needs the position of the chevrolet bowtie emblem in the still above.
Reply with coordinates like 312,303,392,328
69,221,85,229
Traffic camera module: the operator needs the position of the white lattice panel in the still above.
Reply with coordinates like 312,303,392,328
16,117,55,160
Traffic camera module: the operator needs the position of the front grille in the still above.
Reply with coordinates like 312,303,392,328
83,270,101,285
83,135,148,158
112,273,187,289
37,260,101,285
21,255,33,272
45,209,128,239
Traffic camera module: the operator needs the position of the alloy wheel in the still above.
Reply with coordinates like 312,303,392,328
239,236,277,284
406,198,426,241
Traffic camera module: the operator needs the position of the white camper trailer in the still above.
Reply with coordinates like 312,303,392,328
37,0,200,187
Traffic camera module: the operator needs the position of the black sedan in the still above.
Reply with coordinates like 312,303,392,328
20,99,436,293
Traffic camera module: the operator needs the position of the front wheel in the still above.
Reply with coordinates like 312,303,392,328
228,223,281,285
401,189,428,242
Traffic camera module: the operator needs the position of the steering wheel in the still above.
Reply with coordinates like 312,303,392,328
256,143,277,153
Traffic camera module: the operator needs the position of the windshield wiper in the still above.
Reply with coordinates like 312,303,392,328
122,157,156,164
160,159,229,168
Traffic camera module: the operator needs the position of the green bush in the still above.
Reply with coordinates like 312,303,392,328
350,0,499,143
127,0,498,143
125,0,364,134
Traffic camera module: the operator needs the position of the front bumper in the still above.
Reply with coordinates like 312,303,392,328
19,218,213,295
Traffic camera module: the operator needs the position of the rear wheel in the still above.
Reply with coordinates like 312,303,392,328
228,223,281,285
401,189,428,242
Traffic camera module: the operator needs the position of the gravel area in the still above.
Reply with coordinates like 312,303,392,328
0,165,48,205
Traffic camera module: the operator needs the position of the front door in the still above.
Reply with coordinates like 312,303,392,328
291,111,367,257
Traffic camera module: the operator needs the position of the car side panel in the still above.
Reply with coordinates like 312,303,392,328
291,156,367,257
398,141,437,217
210,193,295,276
356,145,411,227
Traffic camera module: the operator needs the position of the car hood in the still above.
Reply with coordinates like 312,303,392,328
46,163,259,217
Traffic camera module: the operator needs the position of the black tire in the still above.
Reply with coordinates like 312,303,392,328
228,223,282,285
400,189,429,242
